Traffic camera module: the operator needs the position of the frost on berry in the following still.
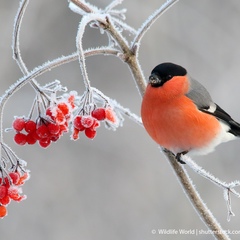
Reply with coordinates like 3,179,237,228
12,118,25,131
73,116,85,131
72,128,80,140
90,119,100,130
81,115,94,128
105,107,117,123
9,172,20,185
57,102,69,116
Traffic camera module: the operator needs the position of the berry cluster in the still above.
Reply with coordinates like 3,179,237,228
72,107,117,140
0,171,29,218
13,93,76,148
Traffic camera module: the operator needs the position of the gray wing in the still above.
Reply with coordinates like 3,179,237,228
186,76,240,136
186,77,214,110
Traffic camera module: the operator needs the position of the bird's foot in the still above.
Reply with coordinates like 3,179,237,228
176,151,188,164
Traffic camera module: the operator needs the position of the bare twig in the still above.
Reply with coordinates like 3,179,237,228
69,0,93,13
131,0,179,52
182,154,240,222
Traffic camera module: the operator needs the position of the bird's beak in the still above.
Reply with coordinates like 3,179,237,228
149,73,162,87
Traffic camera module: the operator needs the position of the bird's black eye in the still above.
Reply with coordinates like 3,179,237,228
166,75,172,80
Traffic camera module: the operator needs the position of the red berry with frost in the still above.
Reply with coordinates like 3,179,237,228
14,133,27,145
68,95,75,109
9,172,20,185
47,123,60,135
0,205,7,218
72,128,80,140
90,119,100,130
57,102,69,115
73,116,85,131
36,125,50,139
0,186,7,199
81,115,94,128
59,124,68,134
55,109,65,124
85,128,96,139
24,120,36,133
13,118,25,131
46,108,54,120
26,132,37,145
105,107,117,123
39,138,51,148
8,186,20,200
91,108,106,121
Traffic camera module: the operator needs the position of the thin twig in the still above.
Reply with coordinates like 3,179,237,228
131,0,179,52
12,0,41,92
182,154,240,222
70,0,93,13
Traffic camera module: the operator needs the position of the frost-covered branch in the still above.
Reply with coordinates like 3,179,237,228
182,155,240,221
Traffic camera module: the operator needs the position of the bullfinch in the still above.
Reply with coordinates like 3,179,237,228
141,62,240,164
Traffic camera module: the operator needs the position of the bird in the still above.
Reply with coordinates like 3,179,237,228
141,62,240,164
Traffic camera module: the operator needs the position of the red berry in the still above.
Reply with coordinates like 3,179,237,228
24,120,36,133
72,128,80,140
81,116,94,128
91,108,106,121
55,108,65,124
12,118,25,131
68,95,75,109
85,128,96,139
8,186,20,200
47,123,60,135
50,134,60,142
59,124,68,134
0,205,7,218
26,132,37,145
90,119,100,130
14,133,27,145
73,116,85,131
0,186,7,199
9,172,20,185
31,130,41,141
57,102,69,115
105,107,117,123
36,125,50,139
0,196,10,205
39,138,51,148
46,108,54,120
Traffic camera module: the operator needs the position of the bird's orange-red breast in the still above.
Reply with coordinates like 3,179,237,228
141,63,240,161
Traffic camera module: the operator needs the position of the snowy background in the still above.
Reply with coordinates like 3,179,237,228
1,0,240,239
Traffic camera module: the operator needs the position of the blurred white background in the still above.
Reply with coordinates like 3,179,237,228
1,0,240,239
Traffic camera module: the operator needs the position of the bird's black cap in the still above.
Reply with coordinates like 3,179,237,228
149,62,187,87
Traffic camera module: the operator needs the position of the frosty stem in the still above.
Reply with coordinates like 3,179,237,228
182,155,240,221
